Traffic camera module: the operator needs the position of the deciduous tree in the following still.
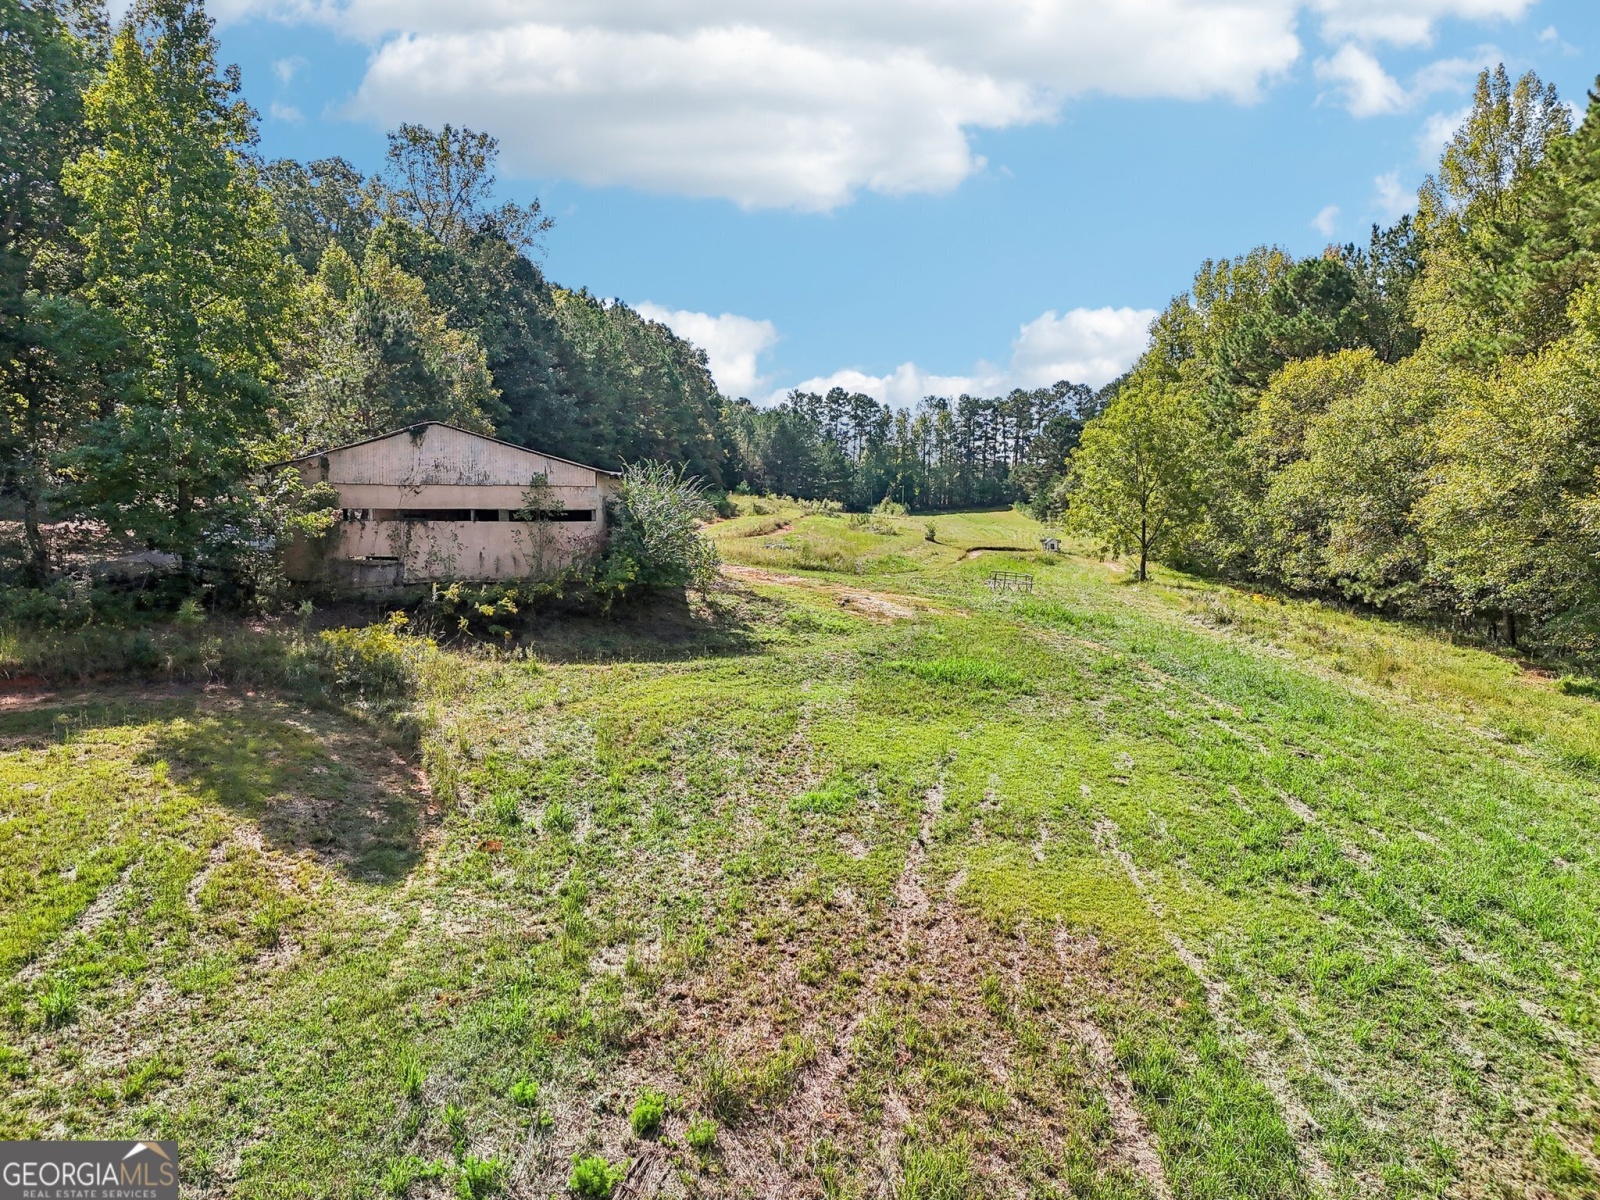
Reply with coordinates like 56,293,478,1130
1063,377,1208,581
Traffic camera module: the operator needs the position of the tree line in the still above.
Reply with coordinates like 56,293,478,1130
1063,66,1600,654
0,0,726,592
721,381,1113,514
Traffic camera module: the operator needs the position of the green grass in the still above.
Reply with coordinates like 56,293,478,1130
4,504,1600,1197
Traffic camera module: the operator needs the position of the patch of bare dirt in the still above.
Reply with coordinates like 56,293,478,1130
720,563,929,623
604,785,1180,1199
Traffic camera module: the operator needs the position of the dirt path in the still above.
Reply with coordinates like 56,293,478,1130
719,563,925,621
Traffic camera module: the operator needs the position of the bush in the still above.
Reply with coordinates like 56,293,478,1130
873,497,908,517
599,462,719,597
568,1154,628,1199
629,1087,666,1137
508,1077,540,1107
425,578,578,639
0,579,96,630
314,612,432,702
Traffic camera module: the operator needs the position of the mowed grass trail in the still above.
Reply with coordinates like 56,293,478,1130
3,503,1599,1199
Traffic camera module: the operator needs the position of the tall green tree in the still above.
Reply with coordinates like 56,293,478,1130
60,0,294,559
1413,65,1571,364
1505,78,1600,356
1420,286,1600,636
284,242,500,447
1063,377,1208,581
378,123,551,253
264,155,373,273
0,0,103,580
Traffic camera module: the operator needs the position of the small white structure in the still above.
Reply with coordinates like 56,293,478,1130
280,423,620,586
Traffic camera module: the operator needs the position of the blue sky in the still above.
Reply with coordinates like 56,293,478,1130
211,0,1600,403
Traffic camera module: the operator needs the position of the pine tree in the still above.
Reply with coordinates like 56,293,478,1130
61,0,295,559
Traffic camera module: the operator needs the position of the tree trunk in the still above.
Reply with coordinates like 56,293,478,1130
1138,516,1148,581
1506,611,1518,648
21,486,47,586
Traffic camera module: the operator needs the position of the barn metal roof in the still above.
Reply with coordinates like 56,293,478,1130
270,422,623,477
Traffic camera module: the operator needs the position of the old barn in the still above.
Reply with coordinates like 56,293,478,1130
280,423,620,586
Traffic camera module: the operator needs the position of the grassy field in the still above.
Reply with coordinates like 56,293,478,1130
4,501,1600,1199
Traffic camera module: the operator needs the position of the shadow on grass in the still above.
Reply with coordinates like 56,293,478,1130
506,587,770,665
148,703,423,884
0,692,423,885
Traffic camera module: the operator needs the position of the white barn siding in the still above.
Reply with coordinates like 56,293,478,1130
282,423,619,585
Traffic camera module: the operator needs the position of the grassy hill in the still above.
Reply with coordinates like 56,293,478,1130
3,504,1599,1199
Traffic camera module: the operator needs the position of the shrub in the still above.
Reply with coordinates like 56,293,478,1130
0,580,96,630
797,498,843,516
685,1117,717,1153
873,497,908,517
629,1087,666,1137
508,1077,540,1107
924,523,938,542
599,461,719,597
315,611,432,702
568,1154,628,1199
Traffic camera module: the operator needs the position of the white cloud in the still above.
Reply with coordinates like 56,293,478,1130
354,26,1046,209
1315,44,1494,117
212,0,1503,211
1373,169,1413,219
1008,307,1156,389
273,55,305,85
1311,204,1341,235
786,362,987,408
269,101,304,124
1311,0,1531,47
784,305,1155,404
216,0,1534,209
1417,105,1471,162
635,303,779,397
1316,45,1408,115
